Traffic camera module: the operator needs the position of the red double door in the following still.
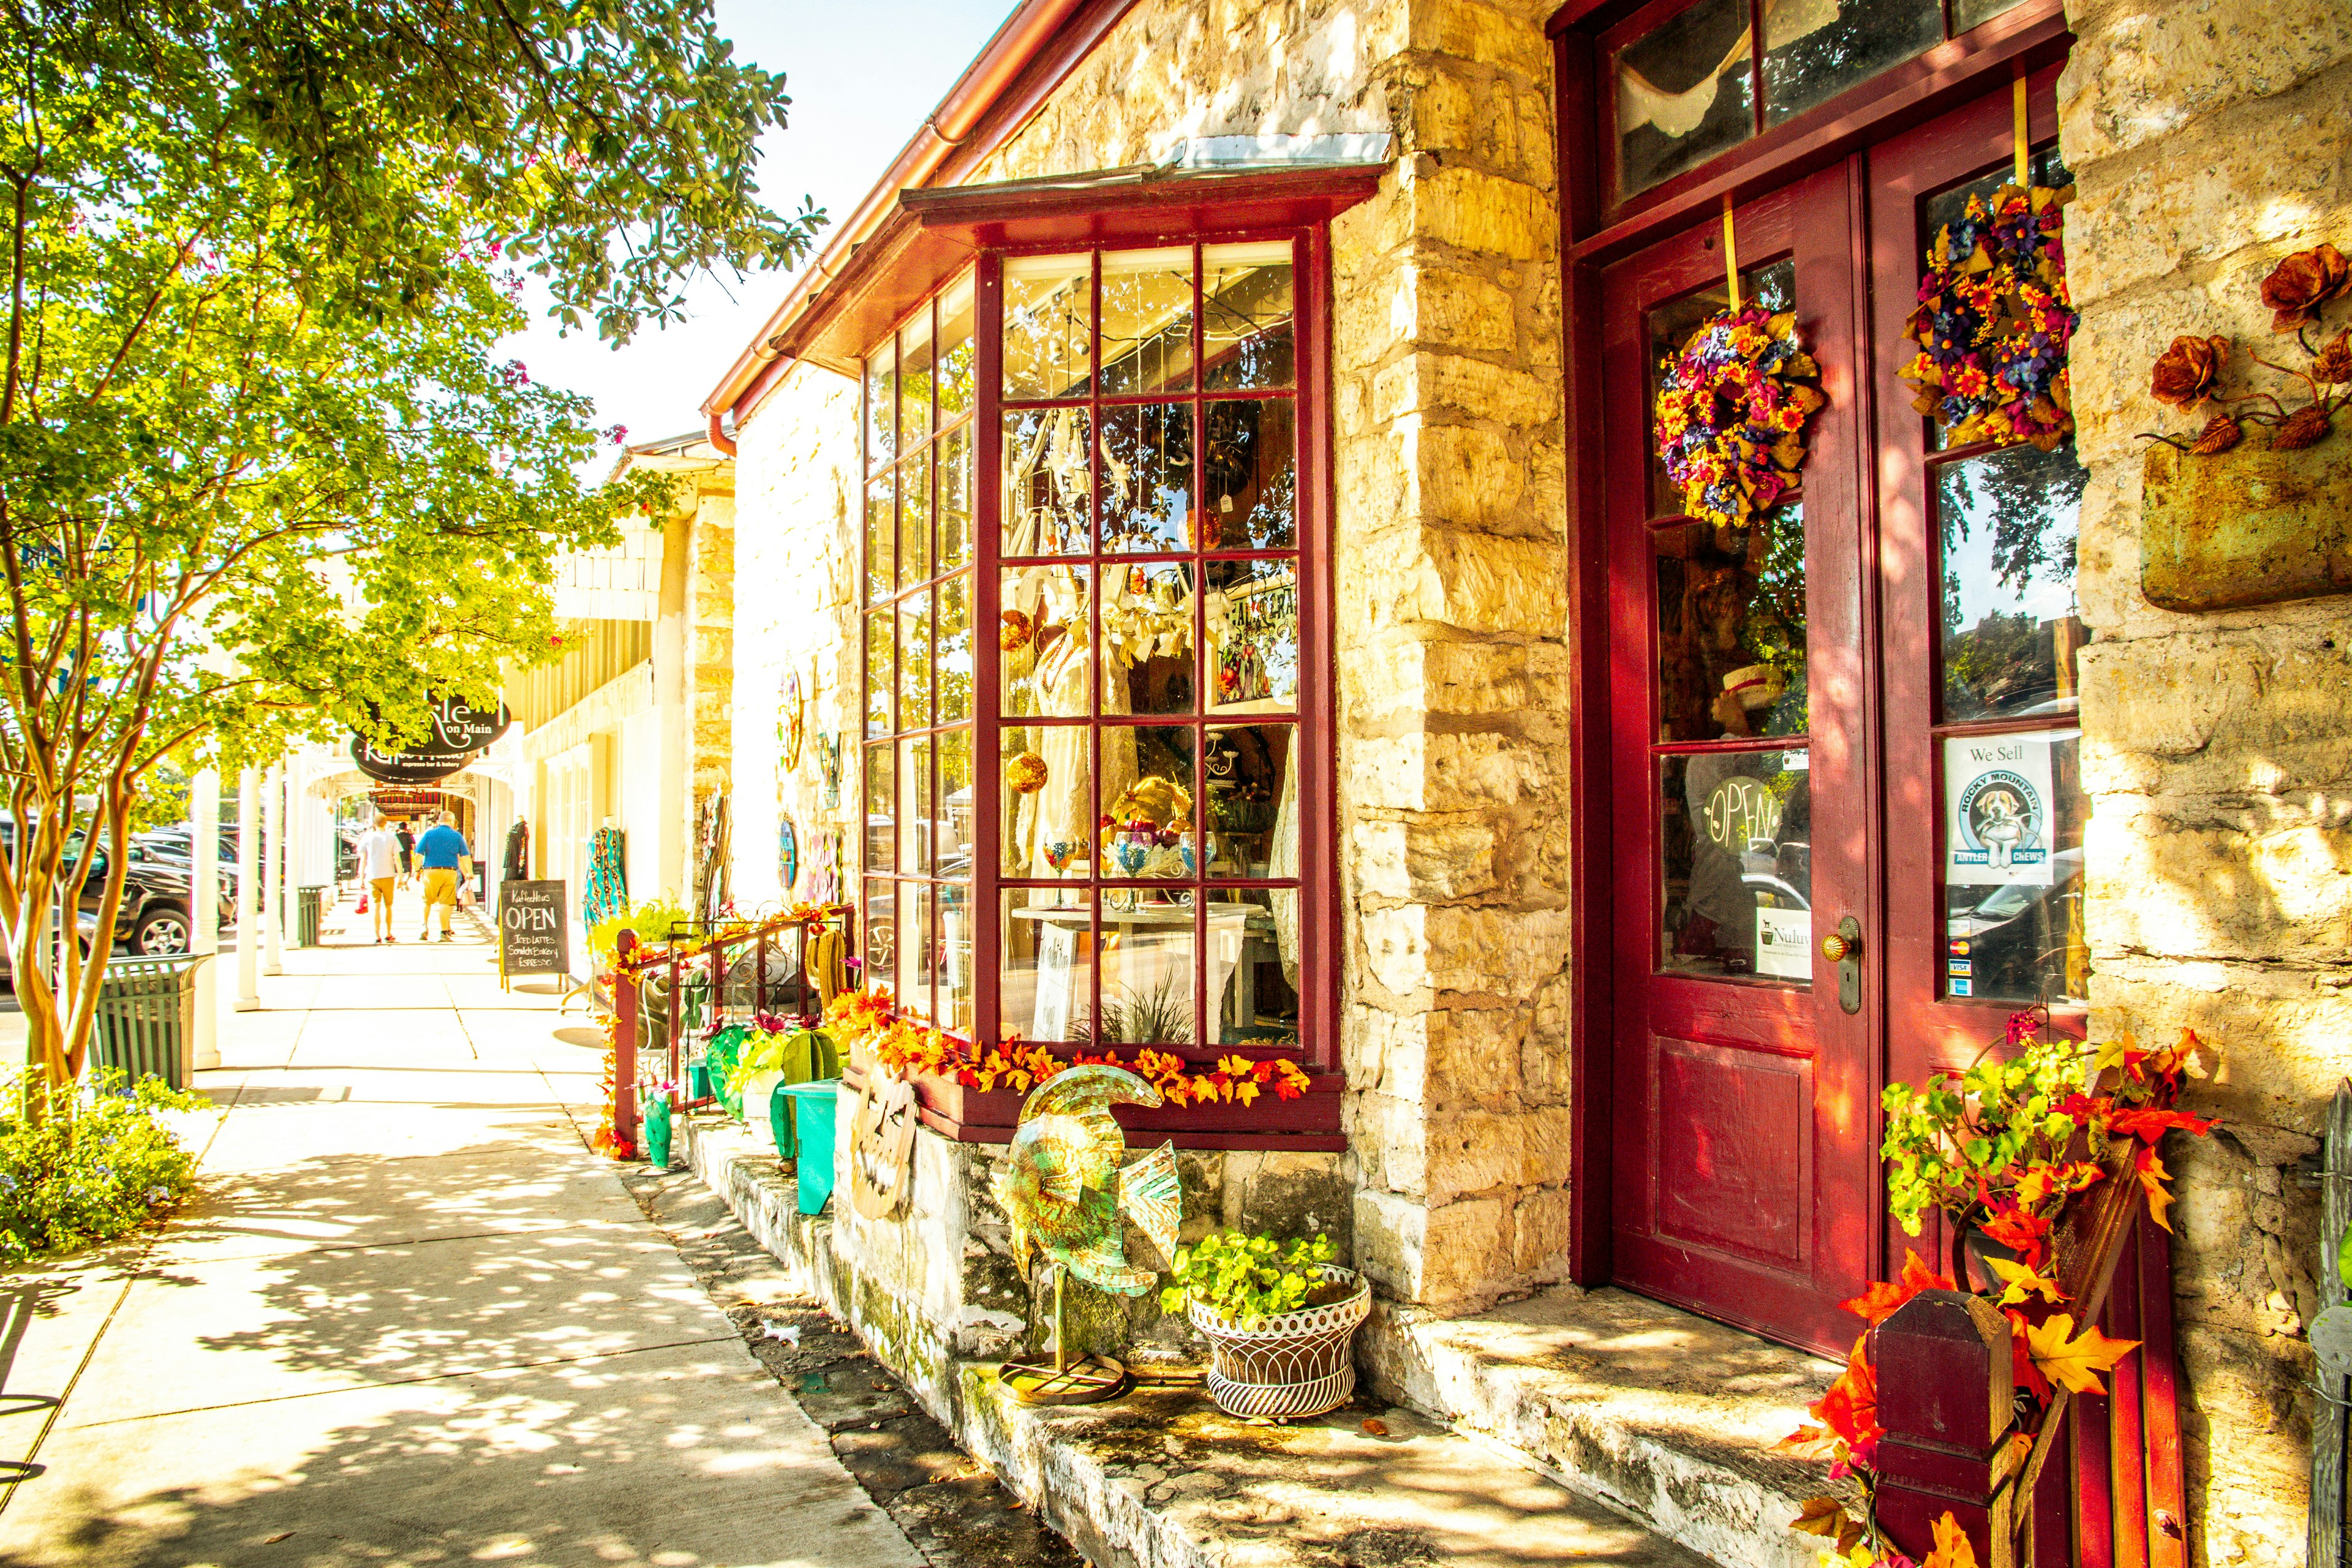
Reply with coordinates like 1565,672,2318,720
1602,74,2087,1353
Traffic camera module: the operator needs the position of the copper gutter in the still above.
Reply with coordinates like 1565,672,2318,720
701,0,1097,421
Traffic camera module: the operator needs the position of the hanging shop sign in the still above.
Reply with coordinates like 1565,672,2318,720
1943,732,2059,889
428,695,512,755
349,737,464,786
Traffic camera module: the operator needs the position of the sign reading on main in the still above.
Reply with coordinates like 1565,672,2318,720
497,879,570,978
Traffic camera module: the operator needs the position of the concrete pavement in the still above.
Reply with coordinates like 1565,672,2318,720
0,897,924,1568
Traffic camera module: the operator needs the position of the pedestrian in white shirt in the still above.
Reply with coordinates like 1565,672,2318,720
356,819,402,943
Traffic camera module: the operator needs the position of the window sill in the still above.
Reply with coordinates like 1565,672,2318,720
843,1061,1346,1151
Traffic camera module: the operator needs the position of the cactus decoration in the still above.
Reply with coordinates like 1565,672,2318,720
992,1063,1182,1405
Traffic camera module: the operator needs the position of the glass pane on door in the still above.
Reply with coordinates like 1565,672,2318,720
1660,748,1813,982
1942,729,2086,1005
1653,506,1808,742
1936,441,2088,722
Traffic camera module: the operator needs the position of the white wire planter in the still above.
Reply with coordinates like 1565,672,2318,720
1188,1265,1370,1420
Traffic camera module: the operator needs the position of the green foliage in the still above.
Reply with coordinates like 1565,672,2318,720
586,898,697,965
0,0,819,1087
1883,1031,2089,1235
0,1071,208,1261
1160,1231,1342,1325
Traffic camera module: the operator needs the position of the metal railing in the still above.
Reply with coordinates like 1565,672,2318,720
607,910,851,1150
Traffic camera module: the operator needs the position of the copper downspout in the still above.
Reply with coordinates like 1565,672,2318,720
706,410,738,457
699,0,1090,420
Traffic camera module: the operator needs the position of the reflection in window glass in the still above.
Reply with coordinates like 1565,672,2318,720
938,423,975,573
864,751,894,872
899,879,933,1021
1099,403,1194,552
1646,260,1795,516
896,594,932,731
1942,730,2085,1005
1202,243,1295,391
1100,247,1194,395
1001,723,1091,878
940,730,974,876
1660,749,1813,982
1213,889,1300,1043
864,612,892,739
1207,559,1298,710
1613,0,1755,197
1003,408,1091,556
1005,254,1091,400
1653,502,1807,742
1204,399,1296,549
1762,0,1941,128
897,445,931,587
1937,441,2086,721
1951,0,2028,35
899,737,932,876
937,273,976,420
865,349,895,472
900,312,936,443
1205,724,1294,878
1000,564,1093,720
1001,891,1095,1044
864,876,897,990
864,475,894,601
938,573,974,725
940,878,974,1033
1095,914,1197,1046
1104,562,1195,716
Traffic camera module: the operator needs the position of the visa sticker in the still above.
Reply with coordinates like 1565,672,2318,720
1948,959,1973,977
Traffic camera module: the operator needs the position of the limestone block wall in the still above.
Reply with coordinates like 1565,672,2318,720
732,367,863,917
2059,5,2352,1560
968,0,1571,1316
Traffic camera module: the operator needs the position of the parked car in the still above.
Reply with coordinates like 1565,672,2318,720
1,820,230,960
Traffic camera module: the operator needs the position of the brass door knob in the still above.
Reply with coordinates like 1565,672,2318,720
1822,930,1858,962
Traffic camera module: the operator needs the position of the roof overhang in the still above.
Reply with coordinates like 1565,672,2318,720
733,159,1387,405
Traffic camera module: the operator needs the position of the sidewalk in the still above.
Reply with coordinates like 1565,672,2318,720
0,901,924,1567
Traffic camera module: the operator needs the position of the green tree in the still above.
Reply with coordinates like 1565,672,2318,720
0,0,821,1089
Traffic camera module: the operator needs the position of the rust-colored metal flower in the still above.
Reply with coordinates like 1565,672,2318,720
2150,334,2228,407
2313,330,2352,385
2271,405,2332,450
999,608,1033,653
2189,415,2244,454
2259,244,2351,331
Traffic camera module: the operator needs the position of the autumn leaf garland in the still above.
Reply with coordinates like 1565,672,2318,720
818,987,1313,1110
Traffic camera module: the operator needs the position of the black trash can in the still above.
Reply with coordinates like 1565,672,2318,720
296,884,326,946
89,954,205,1090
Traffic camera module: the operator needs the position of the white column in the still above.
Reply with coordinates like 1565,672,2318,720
235,767,260,1010
262,762,284,973
190,769,221,1068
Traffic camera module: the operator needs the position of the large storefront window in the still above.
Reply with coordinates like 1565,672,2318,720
863,239,1322,1061
863,274,978,1032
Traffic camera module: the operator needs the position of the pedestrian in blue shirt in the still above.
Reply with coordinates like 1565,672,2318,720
415,812,472,942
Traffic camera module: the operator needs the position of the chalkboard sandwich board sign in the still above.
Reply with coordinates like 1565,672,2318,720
498,879,570,979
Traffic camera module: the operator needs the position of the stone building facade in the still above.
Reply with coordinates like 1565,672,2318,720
702,1,2352,1562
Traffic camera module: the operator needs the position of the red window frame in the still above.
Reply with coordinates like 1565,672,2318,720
858,222,1343,1150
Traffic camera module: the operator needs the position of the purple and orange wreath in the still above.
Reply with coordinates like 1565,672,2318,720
1899,182,2078,451
1654,306,1825,537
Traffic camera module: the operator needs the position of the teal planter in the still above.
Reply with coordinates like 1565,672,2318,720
777,1080,841,1215
642,1094,673,1170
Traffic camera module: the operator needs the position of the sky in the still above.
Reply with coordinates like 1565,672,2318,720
501,1,1019,454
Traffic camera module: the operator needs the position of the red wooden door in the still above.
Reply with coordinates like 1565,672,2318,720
1603,161,1877,1358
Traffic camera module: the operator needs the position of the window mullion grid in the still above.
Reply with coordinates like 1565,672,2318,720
1086,252,1104,1050
1189,241,1209,1058
972,253,1005,1052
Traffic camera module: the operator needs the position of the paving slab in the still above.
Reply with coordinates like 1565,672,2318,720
0,935,921,1568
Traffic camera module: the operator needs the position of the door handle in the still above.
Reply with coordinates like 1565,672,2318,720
1822,917,1862,1014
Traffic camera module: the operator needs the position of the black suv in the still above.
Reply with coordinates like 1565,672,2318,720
0,822,230,962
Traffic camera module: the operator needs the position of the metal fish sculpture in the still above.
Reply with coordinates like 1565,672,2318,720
993,1063,1182,1296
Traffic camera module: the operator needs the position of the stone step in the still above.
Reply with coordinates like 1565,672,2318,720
1362,1286,1852,1568
674,1112,1729,1567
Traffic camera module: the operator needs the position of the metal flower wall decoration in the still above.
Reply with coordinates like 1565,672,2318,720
1899,181,2078,451
1654,306,1825,541
2146,243,2352,454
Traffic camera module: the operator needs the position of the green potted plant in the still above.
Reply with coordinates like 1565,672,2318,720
1162,1231,1368,1421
